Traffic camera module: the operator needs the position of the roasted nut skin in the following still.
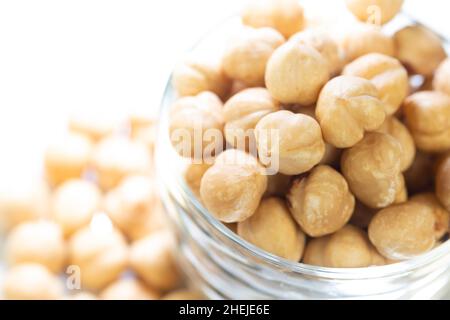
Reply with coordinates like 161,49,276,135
223,27,284,86
434,58,450,96
403,91,450,153
369,202,436,260
316,75,385,148
238,197,305,262
394,25,447,77
265,42,329,106
200,149,267,223
341,132,403,209
255,110,325,175
302,236,330,267
436,154,450,212
343,53,408,116
287,165,355,237
344,0,404,25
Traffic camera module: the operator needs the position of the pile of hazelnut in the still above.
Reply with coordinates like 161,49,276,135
170,0,450,268
0,113,201,300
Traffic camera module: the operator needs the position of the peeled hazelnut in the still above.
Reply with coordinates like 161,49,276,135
403,91,450,153
241,0,304,38
69,226,128,291
238,197,305,261
91,136,152,190
52,179,101,237
376,117,416,171
169,91,224,160
343,53,408,115
436,154,450,212
316,75,385,148
184,163,212,199
344,0,404,25
265,42,329,106
69,113,122,142
3,264,63,300
255,110,325,175
394,174,408,204
44,133,93,186
410,193,450,240
172,57,230,99
302,236,330,267
163,289,204,300
340,24,395,62
130,231,180,291
394,25,447,77
404,151,434,194
434,58,450,96
350,201,377,229
341,132,404,208
200,149,267,223
100,278,159,300
368,201,436,260
370,246,387,266
287,165,355,237
223,27,284,86
323,225,373,268
223,88,279,149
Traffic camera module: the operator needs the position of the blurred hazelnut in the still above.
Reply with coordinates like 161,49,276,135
69,113,122,142
436,154,450,212
434,58,450,96
344,0,404,25
287,165,355,237
302,236,330,267
100,278,159,300
237,197,305,261
404,151,435,194
69,292,97,300
162,289,204,300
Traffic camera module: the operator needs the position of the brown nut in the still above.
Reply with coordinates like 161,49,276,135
162,289,204,300
287,165,355,237
200,149,267,223
410,193,450,240
394,25,447,77
69,113,122,142
343,53,408,116
130,231,180,291
370,246,387,266
241,0,304,38
6,221,66,273
350,201,377,229
69,226,128,291
340,24,395,62
436,154,450,212
376,117,416,171
52,179,101,237
404,151,434,194
344,0,404,25
368,201,436,260
394,174,408,204
223,27,284,86
169,91,224,160
316,75,385,148
434,58,450,96
172,57,230,100
265,42,329,106
2,263,63,300
100,278,159,300
302,236,330,267
223,88,279,149
341,132,403,208
255,110,325,175
44,133,93,186
403,91,450,153
323,225,373,268
237,197,305,261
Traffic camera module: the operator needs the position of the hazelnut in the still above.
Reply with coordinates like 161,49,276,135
238,197,305,261
52,179,101,237
344,0,404,25
100,278,159,300
163,289,204,300
3,264,63,300
255,110,325,175
130,231,180,291
264,173,292,198
368,201,436,260
69,113,122,142
394,174,408,204
394,25,447,77
316,75,385,148
265,41,329,106
5,221,66,273
241,0,305,38
436,154,450,212
223,27,284,86
223,88,279,149
69,226,128,291
404,151,435,194
434,58,450,96
403,91,450,153
343,53,408,116
287,165,355,237
184,163,212,199
302,236,330,267
410,193,450,240
91,136,152,190
200,149,267,223
370,246,387,266
350,201,376,229
341,132,404,208
169,91,224,160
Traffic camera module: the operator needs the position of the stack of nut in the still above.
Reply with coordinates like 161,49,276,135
170,0,450,268
0,113,201,300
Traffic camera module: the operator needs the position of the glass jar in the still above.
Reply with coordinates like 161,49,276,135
155,15,450,300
